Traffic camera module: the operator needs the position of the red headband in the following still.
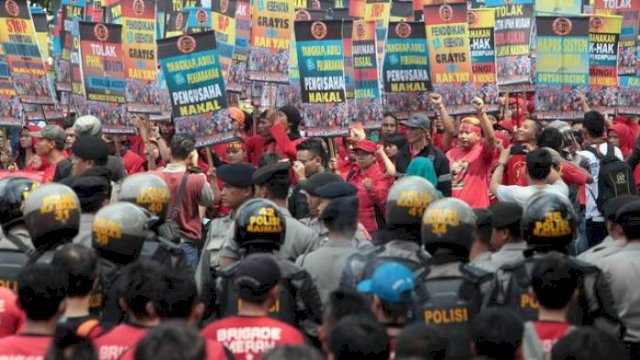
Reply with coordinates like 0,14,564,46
460,122,481,135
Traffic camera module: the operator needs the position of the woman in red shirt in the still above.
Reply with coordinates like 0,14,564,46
12,126,48,171
347,140,392,233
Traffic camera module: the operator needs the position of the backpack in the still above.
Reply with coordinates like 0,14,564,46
417,263,492,360
490,259,539,322
586,144,636,214
522,321,576,360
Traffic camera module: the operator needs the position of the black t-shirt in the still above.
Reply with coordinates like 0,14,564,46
63,315,104,338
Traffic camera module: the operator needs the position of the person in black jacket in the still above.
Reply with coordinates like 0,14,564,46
404,113,452,196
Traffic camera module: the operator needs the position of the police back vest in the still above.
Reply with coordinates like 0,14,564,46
490,259,539,322
214,259,311,327
342,241,430,288
0,249,29,292
418,262,492,360
491,254,623,338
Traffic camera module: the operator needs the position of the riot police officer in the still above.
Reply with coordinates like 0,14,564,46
117,173,188,270
0,177,39,291
209,198,323,337
419,197,494,360
23,183,81,261
91,202,157,323
340,176,437,288
488,192,623,338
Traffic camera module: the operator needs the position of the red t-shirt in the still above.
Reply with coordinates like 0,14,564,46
504,154,528,186
201,316,305,360
533,321,572,355
0,334,52,358
93,323,149,360
0,287,24,338
119,339,229,360
123,150,145,175
558,161,589,186
447,140,495,208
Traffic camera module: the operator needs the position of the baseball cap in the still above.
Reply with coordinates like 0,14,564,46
228,107,246,125
353,140,377,154
299,172,343,196
73,115,102,137
234,254,281,302
357,262,415,303
31,125,66,147
405,113,431,131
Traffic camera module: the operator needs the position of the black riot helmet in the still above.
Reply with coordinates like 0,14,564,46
92,202,158,265
386,176,438,229
234,198,286,254
522,192,576,253
0,176,39,232
23,183,81,252
118,173,171,221
421,197,476,258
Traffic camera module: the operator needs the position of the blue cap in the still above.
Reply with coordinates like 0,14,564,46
357,262,415,303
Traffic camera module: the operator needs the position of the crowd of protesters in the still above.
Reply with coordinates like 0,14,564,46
0,93,639,360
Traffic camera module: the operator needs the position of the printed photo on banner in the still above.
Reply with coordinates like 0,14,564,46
425,3,474,115
586,14,621,115
79,22,127,104
248,0,294,83
224,0,250,93
593,0,639,75
535,16,590,120
618,76,640,115
87,101,136,134
0,56,23,127
295,20,349,137
0,0,56,105
121,0,162,113
352,20,383,128
382,21,432,119
491,0,535,90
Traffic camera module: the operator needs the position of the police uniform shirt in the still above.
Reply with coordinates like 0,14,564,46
296,237,360,306
470,251,497,273
300,217,373,250
0,226,32,251
204,214,234,268
595,242,640,343
488,242,528,270
72,213,95,248
578,235,625,265
219,207,321,263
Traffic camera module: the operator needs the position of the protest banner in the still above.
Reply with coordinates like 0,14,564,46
157,31,232,146
343,21,355,101
32,13,49,66
382,21,431,119
390,0,412,21
121,0,161,113
349,0,365,18
352,19,383,127
586,14,621,114
535,0,582,15
248,0,295,83
105,0,122,23
535,16,590,120
86,101,134,134
0,0,56,105
365,0,391,68
164,0,185,37
468,8,499,112
488,0,535,92
618,76,640,115
0,55,23,127
295,20,349,137
425,3,474,115
79,22,126,104
212,0,236,81
594,0,639,75
226,0,250,92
